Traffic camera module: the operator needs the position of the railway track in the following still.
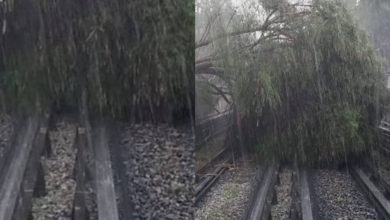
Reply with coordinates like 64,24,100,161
242,165,279,220
0,115,19,180
195,113,233,204
195,164,390,220
196,147,230,180
231,118,386,220
0,112,51,220
243,166,390,220
293,167,389,220
196,164,308,220
90,121,120,220
196,119,390,219
195,112,234,205
195,156,233,204
0,110,122,220
107,122,194,219
351,166,390,220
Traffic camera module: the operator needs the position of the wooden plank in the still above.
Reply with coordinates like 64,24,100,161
13,162,46,220
363,158,390,200
73,127,88,220
0,118,22,180
0,117,40,220
352,166,390,219
82,114,95,182
94,123,119,220
108,123,134,219
299,169,313,220
12,114,51,220
289,164,300,220
244,165,278,220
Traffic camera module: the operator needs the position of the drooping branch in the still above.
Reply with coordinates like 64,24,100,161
208,83,231,105
196,24,268,49
195,56,214,65
195,5,311,49
195,61,213,72
197,80,231,105
196,66,224,77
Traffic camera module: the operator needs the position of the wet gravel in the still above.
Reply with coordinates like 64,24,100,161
311,169,377,220
110,123,194,220
32,120,77,220
271,168,293,220
195,161,259,220
0,114,14,157
85,181,98,220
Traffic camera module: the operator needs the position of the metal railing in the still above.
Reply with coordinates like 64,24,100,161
195,110,233,149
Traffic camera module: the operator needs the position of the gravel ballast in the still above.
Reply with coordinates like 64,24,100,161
109,123,194,220
0,114,14,157
32,120,77,220
311,169,377,220
271,168,293,220
195,161,259,220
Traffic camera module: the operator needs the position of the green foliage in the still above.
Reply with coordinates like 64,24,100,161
226,1,386,165
0,0,194,122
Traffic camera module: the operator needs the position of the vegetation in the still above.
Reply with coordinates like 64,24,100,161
356,0,390,71
196,0,387,165
0,0,194,123
195,79,220,118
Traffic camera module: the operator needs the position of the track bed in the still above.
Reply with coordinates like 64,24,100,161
31,118,77,219
108,122,194,219
196,161,260,220
271,167,293,220
0,115,14,158
310,169,377,220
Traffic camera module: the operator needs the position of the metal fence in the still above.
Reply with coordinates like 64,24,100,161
195,110,233,149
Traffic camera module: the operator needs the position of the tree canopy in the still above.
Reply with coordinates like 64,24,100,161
196,0,387,165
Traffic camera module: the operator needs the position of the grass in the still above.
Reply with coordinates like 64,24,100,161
223,183,240,199
206,206,221,220
205,183,241,220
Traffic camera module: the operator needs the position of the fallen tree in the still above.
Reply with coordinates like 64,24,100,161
196,0,387,165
